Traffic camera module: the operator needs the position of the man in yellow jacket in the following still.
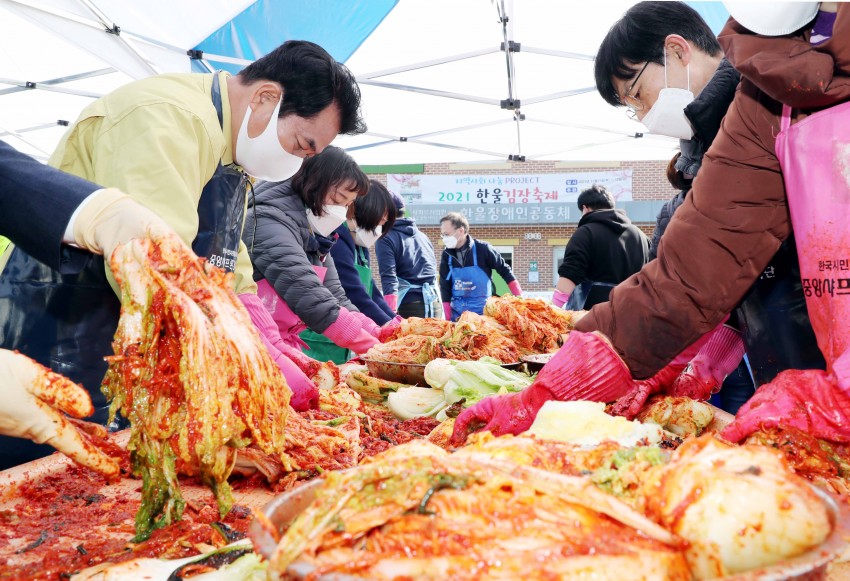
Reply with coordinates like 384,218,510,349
0,40,365,466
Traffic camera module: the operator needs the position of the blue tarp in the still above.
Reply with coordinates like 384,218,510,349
194,0,398,73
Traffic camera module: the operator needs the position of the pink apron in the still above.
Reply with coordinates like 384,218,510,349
256,265,328,349
774,101,850,380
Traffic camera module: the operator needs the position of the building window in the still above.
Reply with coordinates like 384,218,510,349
553,246,566,287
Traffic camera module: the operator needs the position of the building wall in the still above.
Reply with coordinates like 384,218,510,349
368,159,676,294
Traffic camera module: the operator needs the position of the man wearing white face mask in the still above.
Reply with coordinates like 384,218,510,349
591,1,825,400
330,180,401,341
438,212,522,321
0,41,365,432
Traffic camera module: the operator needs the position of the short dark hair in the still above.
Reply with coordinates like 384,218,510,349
440,212,469,232
577,184,615,211
666,152,693,191
238,40,366,135
594,1,722,107
355,180,397,235
291,146,369,216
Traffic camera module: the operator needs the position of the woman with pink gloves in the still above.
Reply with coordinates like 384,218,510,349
241,147,397,410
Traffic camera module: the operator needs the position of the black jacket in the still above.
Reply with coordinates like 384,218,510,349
676,58,741,177
329,225,395,325
649,190,687,260
0,141,96,270
375,217,437,304
439,237,515,302
559,209,649,307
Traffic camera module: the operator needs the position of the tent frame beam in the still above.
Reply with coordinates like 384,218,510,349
0,68,113,98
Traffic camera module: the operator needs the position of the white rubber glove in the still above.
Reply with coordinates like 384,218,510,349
72,188,174,259
0,350,119,478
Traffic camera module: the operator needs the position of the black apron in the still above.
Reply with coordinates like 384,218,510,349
0,72,249,469
564,280,616,311
736,235,826,387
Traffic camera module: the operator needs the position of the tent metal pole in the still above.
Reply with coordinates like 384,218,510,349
0,68,114,97
0,77,103,98
0,0,159,76
356,48,497,80
0,123,60,137
523,115,677,143
345,135,509,160
0,123,50,156
77,0,161,75
197,53,253,67
357,81,501,106
521,46,595,61
521,87,597,105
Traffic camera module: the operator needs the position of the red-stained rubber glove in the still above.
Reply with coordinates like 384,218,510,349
552,290,570,308
669,325,746,401
608,364,688,420
384,294,398,312
443,302,453,321
721,368,850,443
377,315,403,342
607,321,721,419
238,294,319,411
507,280,522,296
450,331,633,445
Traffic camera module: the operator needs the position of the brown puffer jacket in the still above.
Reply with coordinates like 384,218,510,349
575,7,850,378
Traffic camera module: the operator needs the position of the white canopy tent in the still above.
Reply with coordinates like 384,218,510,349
0,0,730,165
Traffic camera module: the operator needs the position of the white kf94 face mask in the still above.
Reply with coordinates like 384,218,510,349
640,50,695,140
235,96,304,182
307,205,349,237
354,226,382,248
442,234,459,249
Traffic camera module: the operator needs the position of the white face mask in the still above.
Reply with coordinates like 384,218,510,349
354,226,382,248
640,50,695,140
442,234,459,249
307,205,349,237
235,96,304,182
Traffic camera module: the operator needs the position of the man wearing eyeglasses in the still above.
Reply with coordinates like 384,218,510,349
451,1,850,447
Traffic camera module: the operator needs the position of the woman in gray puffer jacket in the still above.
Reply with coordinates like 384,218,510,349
243,146,385,356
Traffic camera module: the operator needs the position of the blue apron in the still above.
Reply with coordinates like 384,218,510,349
564,281,616,311
397,277,440,318
0,71,249,468
446,240,491,321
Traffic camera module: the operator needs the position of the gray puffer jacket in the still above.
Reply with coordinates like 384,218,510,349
243,180,357,333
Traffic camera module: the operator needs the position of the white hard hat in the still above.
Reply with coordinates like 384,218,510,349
724,2,820,36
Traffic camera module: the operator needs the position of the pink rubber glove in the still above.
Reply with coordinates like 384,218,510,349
351,310,381,338
609,364,688,420
348,329,380,355
323,307,380,354
552,290,570,308
384,293,398,312
507,280,522,296
238,294,319,411
721,368,850,444
607,330,712,419
450,331,633,445
443,302,453,321
377,315,403,342
669,325,745,401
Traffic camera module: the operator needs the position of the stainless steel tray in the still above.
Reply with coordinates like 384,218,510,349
250,475,850,581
